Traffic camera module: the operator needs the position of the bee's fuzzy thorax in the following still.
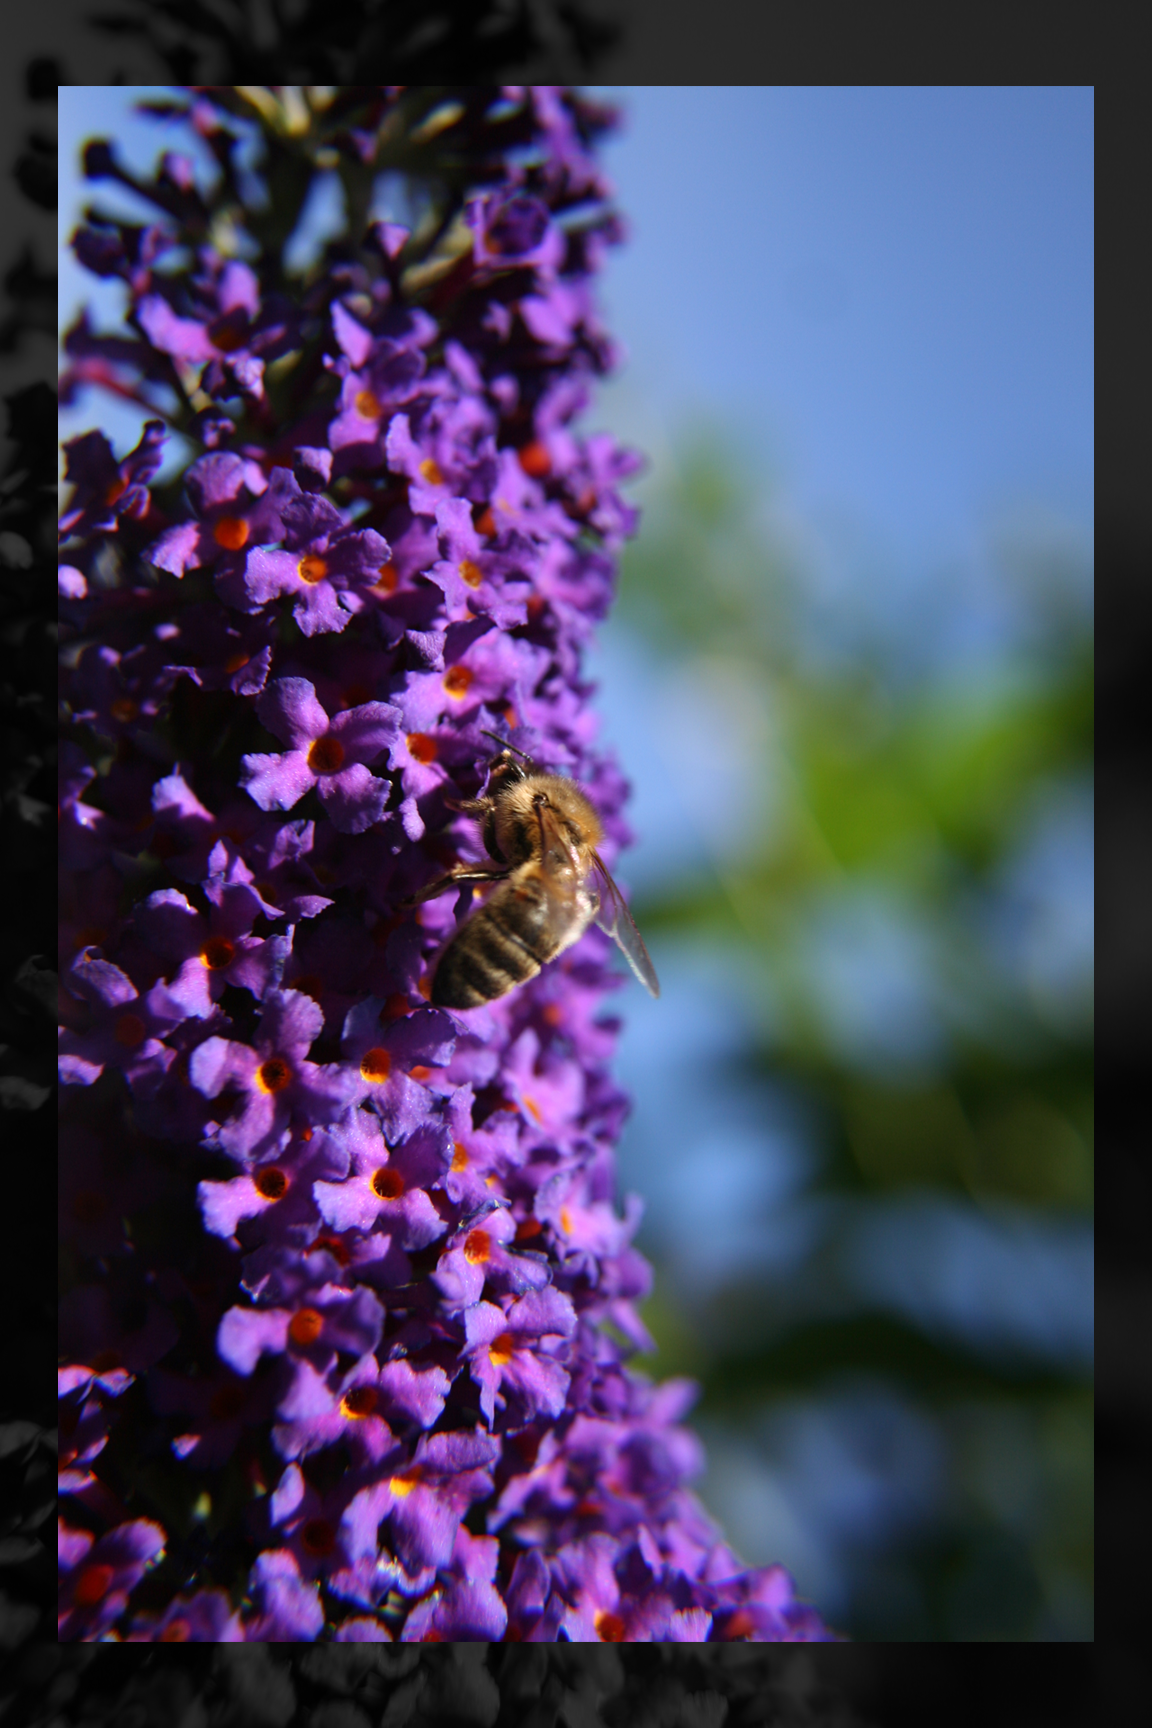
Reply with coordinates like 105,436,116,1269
495,773,603,860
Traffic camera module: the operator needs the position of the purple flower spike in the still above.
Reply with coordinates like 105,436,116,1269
60,84,836,1644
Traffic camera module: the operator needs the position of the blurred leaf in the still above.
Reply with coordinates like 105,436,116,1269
616,423,1092,1640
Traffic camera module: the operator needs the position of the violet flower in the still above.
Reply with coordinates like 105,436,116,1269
59,84,836,1642
240,676,400,833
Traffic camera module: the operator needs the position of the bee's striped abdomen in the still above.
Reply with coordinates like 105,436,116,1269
431,878,557,1008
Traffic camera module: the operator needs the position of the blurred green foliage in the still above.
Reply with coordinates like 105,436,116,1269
614,433,1093,1640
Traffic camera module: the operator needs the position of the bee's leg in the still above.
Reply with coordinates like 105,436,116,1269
401,866,510,907
443,796,491,816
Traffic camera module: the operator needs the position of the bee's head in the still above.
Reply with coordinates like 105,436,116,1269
480,730,538,792
485,749,529,798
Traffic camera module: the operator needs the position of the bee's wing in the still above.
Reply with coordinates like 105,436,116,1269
591,852,660,997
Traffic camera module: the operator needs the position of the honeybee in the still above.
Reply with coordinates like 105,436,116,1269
404,736,660,1009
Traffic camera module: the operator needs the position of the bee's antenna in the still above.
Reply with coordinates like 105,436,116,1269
480,728,533,762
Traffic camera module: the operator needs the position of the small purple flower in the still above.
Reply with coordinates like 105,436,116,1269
342,1428,500,1575
58,951,182,1088
464,1287,578,1426
433,1201,551,1313
340,996,456,1112
384,405,497,518
217,1277,384,1380
135,254,294,403
147,452,293,579
401,1526,509,1641
468,191,565,274
425,496,533,628
270,1350,451,1466
710,1563,840,1642
189,987,357,1164
58,1517,166,1641
237,473,392,636
132,883,286,1019
311,1109,448,1250
240,676,400,833
59,418,166,541
326,301,436,470
196,1123,348,1245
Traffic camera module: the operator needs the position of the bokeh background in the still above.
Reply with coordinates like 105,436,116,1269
59,84,1093,1641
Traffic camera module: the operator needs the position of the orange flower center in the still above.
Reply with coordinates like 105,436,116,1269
307,735,345,774
254,1167,288,1200
159,1618,191,1641
475,506,497,538
372,1167,405,1200
517,440,551,478
372,562,398,594
389,1468,422,1497
594,1609,626,1641
489,1331,516,1367
406,732,437,764
458,559,483,589
341,1385,379,1419
288,1307,323,1346
442,664,473,698
360,1048,392,1082
464,1228,491,1265
297,554,328,585
256,1056,292,1093
451,1142,469,1171
213,516,249,550
355,389,384,420
418,457,444,485
200,936,236,970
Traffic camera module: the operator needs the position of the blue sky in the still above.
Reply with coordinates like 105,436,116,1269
589,85,1093,574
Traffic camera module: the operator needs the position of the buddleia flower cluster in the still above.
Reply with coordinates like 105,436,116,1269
58,84,834,1643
